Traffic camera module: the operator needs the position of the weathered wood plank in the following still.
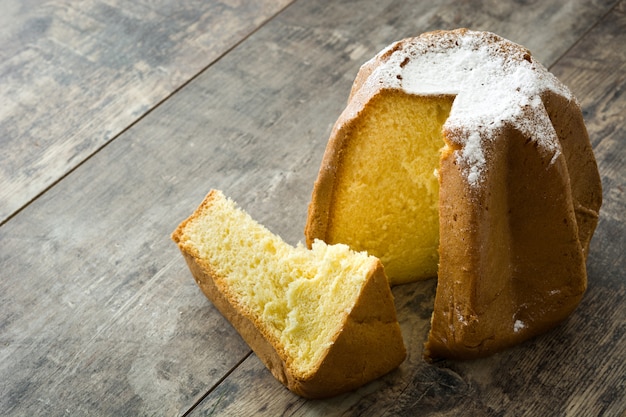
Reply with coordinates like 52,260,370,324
0,0,292,225
0,0,624,416
0,182,254,414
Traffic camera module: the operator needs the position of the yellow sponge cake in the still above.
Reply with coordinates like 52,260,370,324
172,190,406,397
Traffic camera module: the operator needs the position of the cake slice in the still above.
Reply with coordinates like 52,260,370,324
172,190,406,398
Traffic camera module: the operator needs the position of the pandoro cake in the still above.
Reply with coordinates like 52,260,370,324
305,29,602,359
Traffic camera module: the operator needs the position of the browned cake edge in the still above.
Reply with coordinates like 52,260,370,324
425,118,594,360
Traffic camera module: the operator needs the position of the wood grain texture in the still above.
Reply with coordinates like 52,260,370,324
0,0,292,225
0,0,624,416
0,212,252,415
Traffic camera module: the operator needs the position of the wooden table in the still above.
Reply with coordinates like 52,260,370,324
1,0,624,415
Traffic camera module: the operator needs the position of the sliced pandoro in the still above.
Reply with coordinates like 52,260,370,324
305,29,602,359
172,190,406,398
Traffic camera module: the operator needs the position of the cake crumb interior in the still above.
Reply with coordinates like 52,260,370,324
183,193,374,375
328,91,454,284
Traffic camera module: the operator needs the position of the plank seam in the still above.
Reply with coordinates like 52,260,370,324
180,350,253,417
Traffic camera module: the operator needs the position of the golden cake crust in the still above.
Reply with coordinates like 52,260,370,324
305,29,602,360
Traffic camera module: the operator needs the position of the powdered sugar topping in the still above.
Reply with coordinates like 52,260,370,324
358,30,570,187
461,131,486,185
